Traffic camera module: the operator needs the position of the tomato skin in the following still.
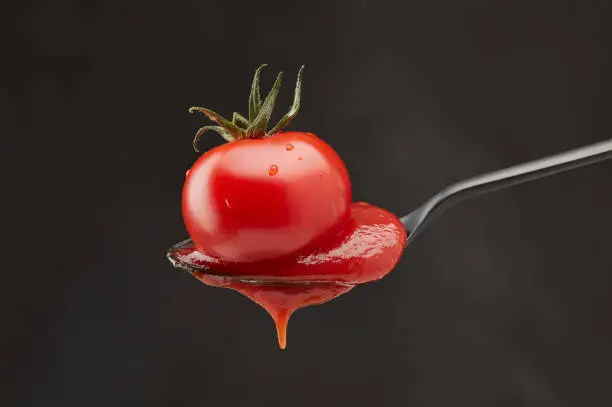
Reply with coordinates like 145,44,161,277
182,132,352,263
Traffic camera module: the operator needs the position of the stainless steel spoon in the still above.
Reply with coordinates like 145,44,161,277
167,138,612,276
401,138,612,245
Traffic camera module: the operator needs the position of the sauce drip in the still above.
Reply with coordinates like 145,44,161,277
193,271,353,349
168,202,407,349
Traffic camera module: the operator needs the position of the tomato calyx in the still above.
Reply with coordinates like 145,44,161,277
189,64,305,151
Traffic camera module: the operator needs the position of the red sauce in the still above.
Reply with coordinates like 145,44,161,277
168,202,406,349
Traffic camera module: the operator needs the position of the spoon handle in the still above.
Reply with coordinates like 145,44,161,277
402,138,612,239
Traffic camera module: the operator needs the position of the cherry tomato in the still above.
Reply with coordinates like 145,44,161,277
182,131,351,263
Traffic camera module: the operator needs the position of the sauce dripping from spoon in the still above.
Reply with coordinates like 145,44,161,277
169,203,406,349
193,271,353,349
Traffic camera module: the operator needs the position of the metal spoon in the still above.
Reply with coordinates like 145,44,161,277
401,138,612,245
167,138,612,277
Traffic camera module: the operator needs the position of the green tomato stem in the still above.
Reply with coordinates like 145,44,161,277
189,65,305,152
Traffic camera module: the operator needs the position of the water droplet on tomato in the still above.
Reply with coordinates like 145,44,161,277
285,143,294,151
268,165,279,176
185,169,191,177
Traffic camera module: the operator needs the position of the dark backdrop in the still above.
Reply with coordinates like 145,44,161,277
4,0,612,406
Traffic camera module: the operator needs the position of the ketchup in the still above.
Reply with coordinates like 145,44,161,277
167,202,406,349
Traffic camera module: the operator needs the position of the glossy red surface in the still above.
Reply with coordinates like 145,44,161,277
182,132,351,263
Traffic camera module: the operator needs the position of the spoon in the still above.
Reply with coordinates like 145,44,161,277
167,138,612,349
167,138,612,277
401,138,612,246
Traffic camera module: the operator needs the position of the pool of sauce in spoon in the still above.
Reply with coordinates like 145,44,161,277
169,202,407,349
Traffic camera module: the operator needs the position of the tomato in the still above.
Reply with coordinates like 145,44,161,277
182,131,351,263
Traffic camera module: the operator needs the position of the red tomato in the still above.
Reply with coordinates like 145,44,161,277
182,131,352,263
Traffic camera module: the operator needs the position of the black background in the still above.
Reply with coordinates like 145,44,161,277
4,0,612,406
